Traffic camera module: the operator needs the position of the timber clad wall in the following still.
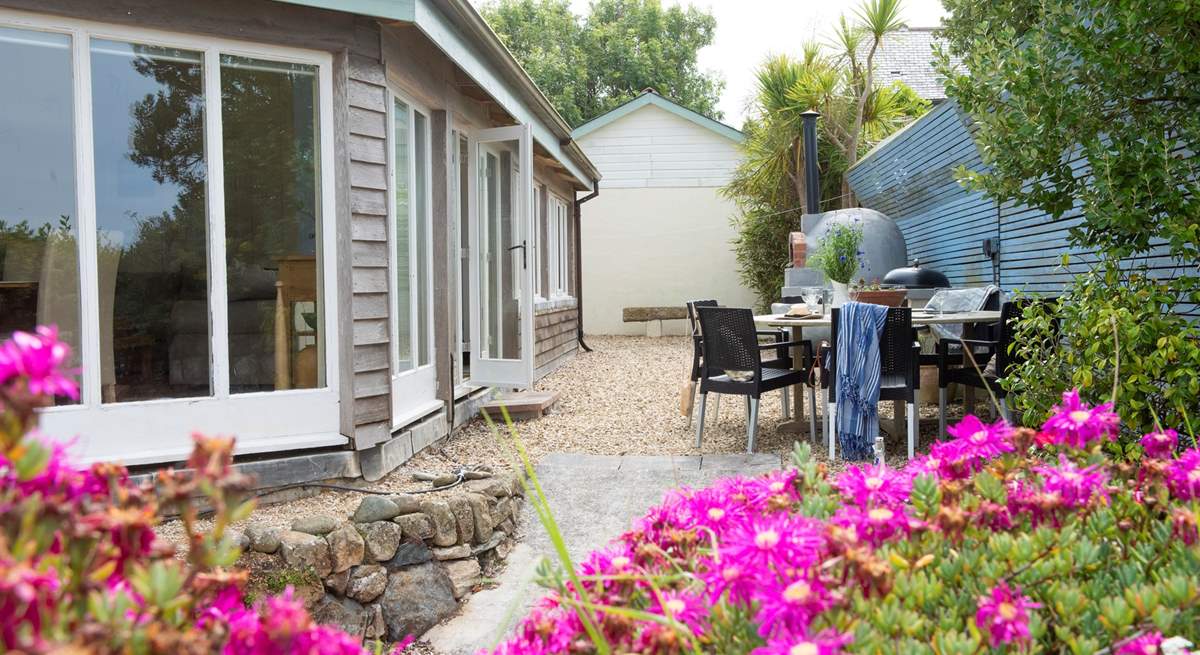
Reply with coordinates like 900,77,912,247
846,100,1193,312
345,22,393,450
534,306,579,379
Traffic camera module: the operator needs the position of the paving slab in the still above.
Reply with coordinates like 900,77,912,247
424,453,782,655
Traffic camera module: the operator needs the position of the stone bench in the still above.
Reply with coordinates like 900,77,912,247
621,306,688,337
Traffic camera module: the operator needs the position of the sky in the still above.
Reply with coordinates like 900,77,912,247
568,0,949,127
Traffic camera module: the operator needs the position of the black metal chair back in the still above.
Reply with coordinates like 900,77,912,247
686,300,718,381
696,306,761,380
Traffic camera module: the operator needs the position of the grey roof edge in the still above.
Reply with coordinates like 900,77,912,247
847,99,953,173
571,90,744,143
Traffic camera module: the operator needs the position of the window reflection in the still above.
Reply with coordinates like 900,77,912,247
91,39,209,403
0,27,81,404
221,55,322,393
394,99,412,373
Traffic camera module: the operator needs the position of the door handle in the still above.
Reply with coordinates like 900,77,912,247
507,241,527,269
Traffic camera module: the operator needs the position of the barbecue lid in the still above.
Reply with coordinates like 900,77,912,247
882,258,950,288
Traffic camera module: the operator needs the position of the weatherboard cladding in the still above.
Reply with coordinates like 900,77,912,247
846,100,1194,315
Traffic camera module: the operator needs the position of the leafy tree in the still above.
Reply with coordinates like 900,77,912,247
937,0,1200,441
481,0,723,127
724,20,929,310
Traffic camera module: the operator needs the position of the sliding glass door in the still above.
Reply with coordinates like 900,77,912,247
2,15,340,464
469,124,534,388
389,93,437,424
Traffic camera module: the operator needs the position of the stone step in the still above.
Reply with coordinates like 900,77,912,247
479,391,560,421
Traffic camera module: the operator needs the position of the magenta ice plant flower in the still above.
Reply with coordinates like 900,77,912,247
754,573,833,639
650,589,707,634
834,462,911,509
1116,632,1164,655
718,514,824,578
832,504,912,546
0,325,78,400
1141,429,1179,459
1166,449,1200,501
1040,389,1120,449
975,582,1040,647
1034,454,1109,510
751,630,852,655
947,415,1015,460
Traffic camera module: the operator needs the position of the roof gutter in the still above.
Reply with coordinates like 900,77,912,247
573,180,600,352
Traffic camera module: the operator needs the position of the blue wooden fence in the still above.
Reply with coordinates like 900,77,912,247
845,100,1192,310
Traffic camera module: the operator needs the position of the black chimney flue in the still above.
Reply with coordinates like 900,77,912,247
800,109,820,214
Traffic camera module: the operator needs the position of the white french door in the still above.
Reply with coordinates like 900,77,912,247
388,92,438,425
469,124,534,388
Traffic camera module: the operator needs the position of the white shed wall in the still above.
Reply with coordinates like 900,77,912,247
576,104,741,188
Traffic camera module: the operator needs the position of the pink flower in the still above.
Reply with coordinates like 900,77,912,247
0,325,78,400
975,582,1040,647
947,415,1015,460
753,573,833,639
831,504,913,546
391,635,416,654
1116,631,1164,655
834,463,911,509
698,558,758,604
751,630,852,655
649,590,706,633
1040,389,1119,449
1166,449,1200,501
1140,429,1178,459
1034,454,1109,510
718,514,824,578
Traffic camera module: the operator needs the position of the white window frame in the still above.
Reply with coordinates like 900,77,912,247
548,194,572,299
531,183,546,302
387,88,439,428
6,10,342,465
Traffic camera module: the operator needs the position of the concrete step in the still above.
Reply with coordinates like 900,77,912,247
480,391,560,421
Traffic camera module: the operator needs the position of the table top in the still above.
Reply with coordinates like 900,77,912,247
754,309,1001,328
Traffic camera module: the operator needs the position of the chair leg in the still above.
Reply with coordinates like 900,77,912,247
694,393,708,449
781,386,790,420
712,394,721,425
686,382,698,429
807,386,818,442
747,397,760,453
938,388,947,439
827,395,837,461
744,396,750,425
999,397,1011,424
907,401,917,460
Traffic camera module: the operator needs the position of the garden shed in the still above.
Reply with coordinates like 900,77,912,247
573,90,751,336
0,0,600,479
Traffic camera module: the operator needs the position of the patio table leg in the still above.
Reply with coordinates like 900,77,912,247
774,325,809,435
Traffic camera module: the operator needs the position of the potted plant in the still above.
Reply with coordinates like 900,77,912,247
809,223,863,306
851,278,908,306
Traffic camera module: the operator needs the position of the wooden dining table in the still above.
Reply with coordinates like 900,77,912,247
753,309,1002,435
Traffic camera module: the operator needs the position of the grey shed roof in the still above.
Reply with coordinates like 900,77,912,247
858,27,961,102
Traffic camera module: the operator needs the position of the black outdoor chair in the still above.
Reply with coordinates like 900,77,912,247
685,300,803,429
693,306,809,453
826,306,922,460
937,300,1029,434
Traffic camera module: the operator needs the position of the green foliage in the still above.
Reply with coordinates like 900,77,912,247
480,0,722,127
1004,260,1200,447
938,0,1200,446
809,223,863,284
723,1,928,310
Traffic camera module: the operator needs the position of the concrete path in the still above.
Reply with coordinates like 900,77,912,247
424,453,783,654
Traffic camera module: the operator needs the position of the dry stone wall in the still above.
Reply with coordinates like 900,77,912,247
233,472,524,642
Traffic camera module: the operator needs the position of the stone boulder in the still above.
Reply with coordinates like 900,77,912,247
383,540,433,569
356,521,402,562
326,523,365,573
324,569,350,596
245,525,282,554
465,494,493,545
279,531,332,577
394,513,434,541
419,498,458,547
389,493,422,515
379,562,458,641
432,544,471,561
448,496,475,545
442,558,482,599
312,595,385,640
353,496,400,523
464,478,509,498
292,515,340,536
346,564,387,603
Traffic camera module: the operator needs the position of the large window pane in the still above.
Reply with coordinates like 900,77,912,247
0,27,81,404
413,111,430,368
479,140,521,360
91,39,208,403
393,99,412,373
222,55,322,393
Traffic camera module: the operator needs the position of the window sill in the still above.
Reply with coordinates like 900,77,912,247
535,296,577,312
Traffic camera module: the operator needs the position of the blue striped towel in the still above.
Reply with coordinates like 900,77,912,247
836,301,889,461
